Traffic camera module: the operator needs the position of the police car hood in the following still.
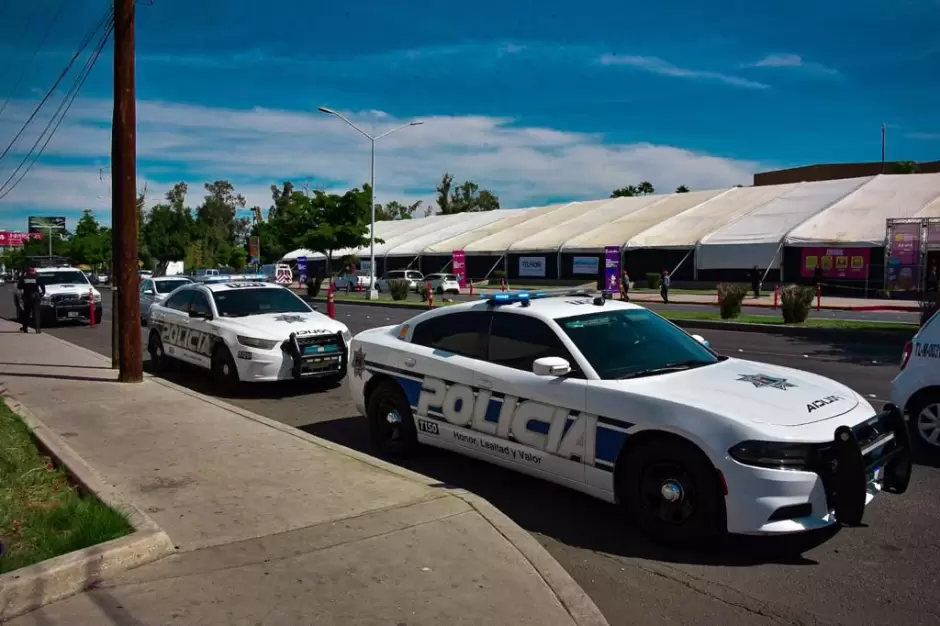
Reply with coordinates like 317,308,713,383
220,311,345,339
624,358,862,426
42,282,99,297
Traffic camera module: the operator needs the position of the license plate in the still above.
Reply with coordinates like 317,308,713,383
67,311,79,318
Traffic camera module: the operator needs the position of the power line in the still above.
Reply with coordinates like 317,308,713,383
0,3,112,171
0,0,68,121
0,12,114,200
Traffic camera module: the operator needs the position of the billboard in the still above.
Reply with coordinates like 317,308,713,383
886,221,923,291
248,236,260,264
0,231,40,247
28,216,66,234
518,256,545,277
603,246,620,293
451,250,466,288
799,247,870,280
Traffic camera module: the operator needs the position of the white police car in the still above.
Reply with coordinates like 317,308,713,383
147,279,351,393
347,291,911,545
891,307,940,458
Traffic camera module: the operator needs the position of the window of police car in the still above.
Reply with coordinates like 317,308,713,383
190,291,212,317
411,311,489,359
38,270,89,285
155,279,191,293
558,309,719,380
211,287,311,318
163,289,194,312
488,312,580,375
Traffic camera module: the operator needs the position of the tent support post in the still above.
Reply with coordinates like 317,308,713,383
406,255,420,269
762,242,784,286
483,255,505,281
440,258,453,272
557,251,562,281
674,249,693,278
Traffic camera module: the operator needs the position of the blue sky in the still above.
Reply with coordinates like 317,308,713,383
0,0,938,231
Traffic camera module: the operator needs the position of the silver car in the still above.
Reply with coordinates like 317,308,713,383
139,276,194,325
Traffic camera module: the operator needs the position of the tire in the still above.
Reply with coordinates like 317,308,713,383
436,286,444,295
366,380,418,457
908,392,940,459
617,437,726,546
211,345,240,396
148,330,168,372
94,307,103,326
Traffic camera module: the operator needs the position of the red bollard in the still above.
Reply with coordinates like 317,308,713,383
816,284,821,311
773,284,779,309
326,281,336,319
500,278,507,292
468,280,474,296
89,288,95,327
427,281,434,309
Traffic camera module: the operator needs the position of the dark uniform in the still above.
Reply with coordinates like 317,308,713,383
17,270,45,333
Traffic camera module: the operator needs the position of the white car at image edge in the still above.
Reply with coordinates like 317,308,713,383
147,279,351,393
346,291,912,544
891,307,940,458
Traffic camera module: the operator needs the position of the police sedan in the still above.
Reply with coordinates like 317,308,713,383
147,279,351,394
347,291,912,545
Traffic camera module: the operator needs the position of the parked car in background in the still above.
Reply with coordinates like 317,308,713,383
140,275,195,325
333,271,373,291
425,273,462,295
376,270,424,292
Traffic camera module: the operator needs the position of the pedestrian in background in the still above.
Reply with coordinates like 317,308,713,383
620,269,631,301
750,265,761,298
17,267,45,333
660,269,670,303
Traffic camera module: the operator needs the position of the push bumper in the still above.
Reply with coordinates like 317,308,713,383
281,331,347,380
725,405,912,534
40,302,101,322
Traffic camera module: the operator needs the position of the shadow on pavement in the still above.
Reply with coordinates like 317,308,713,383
0,371,121,384
301,414,839,568
0,362,109,369
141,360,344,399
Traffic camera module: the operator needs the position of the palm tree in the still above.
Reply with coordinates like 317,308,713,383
637,181,655,195
675,185,690,193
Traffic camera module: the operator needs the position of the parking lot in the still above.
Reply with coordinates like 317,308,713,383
2,287,938,626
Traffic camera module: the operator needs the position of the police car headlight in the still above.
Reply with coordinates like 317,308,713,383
41,295,52,304
342,329,351,344
728,440,817,471
237,335,279,350
93,292,102,302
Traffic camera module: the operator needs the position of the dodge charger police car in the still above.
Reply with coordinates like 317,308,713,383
347,291,912,545
148,280,351,393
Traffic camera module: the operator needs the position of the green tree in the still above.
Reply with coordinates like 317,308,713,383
435,172,501,214
375,199,421,221
288,185,379,273
194,180,248,267
228,246,247,270
143,183,195,264
675,185,690,193
69,210,109,267
611,181,656,198
892,161,919,174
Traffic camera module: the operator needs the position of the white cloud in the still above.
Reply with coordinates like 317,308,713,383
748,54,838,75
0,97,761,230
906,132,940,141
598,54,770,89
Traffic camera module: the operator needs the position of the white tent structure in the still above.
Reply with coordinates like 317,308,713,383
697,176,874,270
423,205,558,255
787,173,940,247
560,189,728,254
384,209,525,259
460,202,581,255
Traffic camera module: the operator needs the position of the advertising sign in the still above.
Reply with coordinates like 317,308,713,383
519,256,545,278
799,247,870,279
452,249,466,288
0,231,37,247
296,256,308,283
603,246,620,293
927,222,940,249
248,236,260,264
27,216,66,234
572,256,599,275
887,221,923,291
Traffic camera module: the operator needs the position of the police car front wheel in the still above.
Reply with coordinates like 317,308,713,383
211,346,240,396
909,393,940,455
148,331,168,372
618,437,726,546
366,380,418,457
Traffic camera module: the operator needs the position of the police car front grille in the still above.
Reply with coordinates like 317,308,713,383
51,294,88,305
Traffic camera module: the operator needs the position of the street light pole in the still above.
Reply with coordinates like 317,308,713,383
317,106,422,300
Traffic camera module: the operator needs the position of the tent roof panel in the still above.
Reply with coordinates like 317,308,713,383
509,195,667,253
626,184,801,249
698,176,874,247
786,173,940,247
461,202,584,254
560,189,727,253
384,210,521,257
423,205,554,254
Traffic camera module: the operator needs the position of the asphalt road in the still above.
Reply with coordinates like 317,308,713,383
3,288,938,626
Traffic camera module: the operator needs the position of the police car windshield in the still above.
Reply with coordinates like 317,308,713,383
557,308,718,380
37,271,89,285
211,287,311,318
155,279,191,293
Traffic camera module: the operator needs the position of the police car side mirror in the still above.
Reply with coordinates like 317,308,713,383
143,289,154,295
533,356,571,377
189,310,211,320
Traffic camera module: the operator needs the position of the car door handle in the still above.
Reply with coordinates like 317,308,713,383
478,378,492,388
403,357,416,367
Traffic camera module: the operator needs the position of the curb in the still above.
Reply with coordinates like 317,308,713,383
27,331,609,626
310,296,917,342
0,398,175,622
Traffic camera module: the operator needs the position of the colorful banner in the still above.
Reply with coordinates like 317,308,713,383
248,236,260,264
799,247,870,279
889,222,922,265
0,231,38,247
572,256,599,275
451,249,466,288
603,246,620,293
296,256,308,282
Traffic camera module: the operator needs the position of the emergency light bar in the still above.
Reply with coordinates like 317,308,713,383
481,291,550,306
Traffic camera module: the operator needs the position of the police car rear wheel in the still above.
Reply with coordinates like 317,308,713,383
366,381,418,457
211,346,240,396
619,439,725,545
910,394,940,454
148,332,167,372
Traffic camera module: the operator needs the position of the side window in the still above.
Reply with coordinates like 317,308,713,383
164,290,194,312
487,312,577,374
140,280,152,294
411,312,490,359
190,291,211,316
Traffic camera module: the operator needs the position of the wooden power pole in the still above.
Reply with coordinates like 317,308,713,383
112,0,142,382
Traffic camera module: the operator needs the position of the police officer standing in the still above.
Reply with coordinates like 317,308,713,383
17,267,45,333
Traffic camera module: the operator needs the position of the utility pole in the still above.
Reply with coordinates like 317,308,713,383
112,0,142,382
881,123,887,174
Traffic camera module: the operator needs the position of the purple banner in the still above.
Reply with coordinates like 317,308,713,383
890,222,921,265
604,246,620,293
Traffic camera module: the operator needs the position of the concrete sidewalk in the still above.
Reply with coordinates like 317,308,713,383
0,320,606,625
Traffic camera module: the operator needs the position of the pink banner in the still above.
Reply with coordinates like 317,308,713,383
800,247,870,279
0,231,39,247
452,250,466,289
